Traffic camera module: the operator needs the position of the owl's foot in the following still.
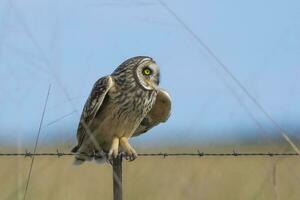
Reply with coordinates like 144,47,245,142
108,136,119,159
120,137,138,161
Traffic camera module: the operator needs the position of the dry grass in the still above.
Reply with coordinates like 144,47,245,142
0,147,299,200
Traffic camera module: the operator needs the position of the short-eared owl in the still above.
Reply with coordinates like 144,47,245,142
72,56,171,163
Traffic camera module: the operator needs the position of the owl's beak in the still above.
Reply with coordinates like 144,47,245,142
146,79,159,91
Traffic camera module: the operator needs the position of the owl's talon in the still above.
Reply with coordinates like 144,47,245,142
108,136,119,159
128,155,136,161
119,137,138,161
131,152,138,161
127,150,138,161
124,154,136,161
108,157,113,165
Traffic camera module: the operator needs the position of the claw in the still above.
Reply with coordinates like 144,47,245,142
108,136,119,159
107,152,124,165
120,137,138,161
94,150,105,159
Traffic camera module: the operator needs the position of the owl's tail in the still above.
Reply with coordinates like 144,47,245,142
71,145,79,153
72,153,92,165
71,146,107,165
71,145,91,165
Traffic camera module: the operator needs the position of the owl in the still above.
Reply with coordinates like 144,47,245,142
72,56,171,163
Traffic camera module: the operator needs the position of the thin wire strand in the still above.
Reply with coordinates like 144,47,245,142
157,0,300,155
45,111,77,127
23,84,51,200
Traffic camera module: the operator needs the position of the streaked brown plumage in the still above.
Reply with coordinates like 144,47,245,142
72,56,171,163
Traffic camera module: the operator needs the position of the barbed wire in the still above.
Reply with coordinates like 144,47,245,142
0,150,298,158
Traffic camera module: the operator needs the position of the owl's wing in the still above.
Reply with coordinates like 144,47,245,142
72,76,113,152
132,89,171,137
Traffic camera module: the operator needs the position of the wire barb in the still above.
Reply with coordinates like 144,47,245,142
233,149,238,156
56,149,63,157
24,150,32,158
197,150,204,157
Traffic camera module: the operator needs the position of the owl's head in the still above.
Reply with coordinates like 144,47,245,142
113,56,160,91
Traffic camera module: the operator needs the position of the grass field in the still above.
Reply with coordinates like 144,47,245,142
0,146,299,200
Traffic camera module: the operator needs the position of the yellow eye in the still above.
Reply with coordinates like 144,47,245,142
143,68,152,75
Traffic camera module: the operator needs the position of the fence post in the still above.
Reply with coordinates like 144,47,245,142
112,156,122,200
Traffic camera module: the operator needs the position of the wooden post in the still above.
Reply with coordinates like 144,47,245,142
112,156,122,200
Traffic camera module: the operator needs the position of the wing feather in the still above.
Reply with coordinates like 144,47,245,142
132,89,171,137
72,76,113,152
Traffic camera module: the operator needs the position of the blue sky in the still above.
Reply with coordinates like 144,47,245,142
0,0,299,147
